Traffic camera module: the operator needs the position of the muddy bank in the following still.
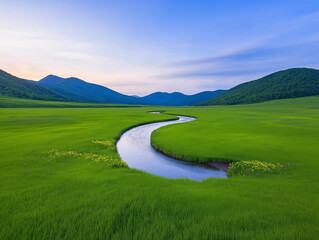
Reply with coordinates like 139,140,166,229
151,143,230,173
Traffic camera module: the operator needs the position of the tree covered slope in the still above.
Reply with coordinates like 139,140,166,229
0,70,69,101
198,68,319,105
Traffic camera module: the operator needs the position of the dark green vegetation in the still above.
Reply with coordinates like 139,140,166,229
142,90,225,106
37,75,147,104
0,70,69,101
1,97,319,239
199,68,319,105
0,96,139,108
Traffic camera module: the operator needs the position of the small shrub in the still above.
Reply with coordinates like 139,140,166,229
43,149,127,168
92,140,115,150
229,160,282,177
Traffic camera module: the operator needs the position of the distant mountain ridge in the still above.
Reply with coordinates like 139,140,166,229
198,68,319,105
0,70,69,102
37,75,147,104
36,74,224,106
142,90,225,106
0,69,225,105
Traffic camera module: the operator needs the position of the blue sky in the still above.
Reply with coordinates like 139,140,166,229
1,0,319,95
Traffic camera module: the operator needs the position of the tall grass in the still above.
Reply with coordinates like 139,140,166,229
1,97,319,239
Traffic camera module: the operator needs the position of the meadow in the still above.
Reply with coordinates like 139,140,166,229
1,97,319,239
152,96,319,177
0,96,140,108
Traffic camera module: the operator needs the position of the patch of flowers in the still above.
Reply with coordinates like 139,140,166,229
43,149,127,168
92,140,115,150
228,160,282,177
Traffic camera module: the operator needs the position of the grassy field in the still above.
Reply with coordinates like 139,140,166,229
0,96,141,108
1,97,319,239
153,96,319,176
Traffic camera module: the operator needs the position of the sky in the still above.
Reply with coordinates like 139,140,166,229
1,0,319,96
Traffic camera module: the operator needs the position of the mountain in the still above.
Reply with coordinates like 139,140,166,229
198,68,319,106
1,69,224,105
0,70,69,101
141,90,225,106
36,75,147,104
37,74,224,105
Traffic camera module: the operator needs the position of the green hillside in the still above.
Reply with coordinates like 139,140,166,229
198,68,319,105
0,70,70,102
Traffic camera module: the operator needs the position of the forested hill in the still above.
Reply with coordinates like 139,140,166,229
0,70,69,101
197,68,319,105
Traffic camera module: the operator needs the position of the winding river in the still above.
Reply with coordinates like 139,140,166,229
116,113,228,181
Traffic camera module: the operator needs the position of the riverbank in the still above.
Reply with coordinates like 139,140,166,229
151,142,230,173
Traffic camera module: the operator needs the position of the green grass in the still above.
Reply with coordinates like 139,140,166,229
1,97,319,239
0,96,140,108
153,96,319,171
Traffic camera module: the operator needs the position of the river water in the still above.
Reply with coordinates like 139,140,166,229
116,114,228,181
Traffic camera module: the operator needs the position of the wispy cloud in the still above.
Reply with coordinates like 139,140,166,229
161,39,319,72
1,2,319,95
155,10,319,91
